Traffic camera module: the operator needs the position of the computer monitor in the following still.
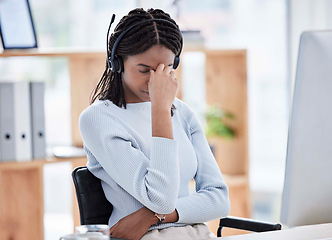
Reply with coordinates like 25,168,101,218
0,0,38,49
280,30,332,227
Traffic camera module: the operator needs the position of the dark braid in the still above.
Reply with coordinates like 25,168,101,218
90,8,182,116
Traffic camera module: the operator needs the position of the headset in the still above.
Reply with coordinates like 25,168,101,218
106,14,183,73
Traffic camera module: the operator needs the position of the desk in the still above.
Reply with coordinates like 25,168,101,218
219,223,332,240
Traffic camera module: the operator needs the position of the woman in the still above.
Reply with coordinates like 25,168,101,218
79,8,230,240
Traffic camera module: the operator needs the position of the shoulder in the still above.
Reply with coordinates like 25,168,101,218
80,100,105,122
79,100,135,143
79,100,122,128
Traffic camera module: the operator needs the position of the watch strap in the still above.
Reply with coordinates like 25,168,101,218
154,213,166,225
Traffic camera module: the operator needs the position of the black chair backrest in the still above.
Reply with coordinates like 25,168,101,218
72,166,113,225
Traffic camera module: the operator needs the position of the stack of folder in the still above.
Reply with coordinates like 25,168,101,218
0,81,46,162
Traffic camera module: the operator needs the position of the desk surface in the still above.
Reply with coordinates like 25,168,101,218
219,223,332,240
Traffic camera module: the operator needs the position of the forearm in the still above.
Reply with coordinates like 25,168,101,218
149,64,177,140
110,207,179,239
175,185,230,223
151,106,173,139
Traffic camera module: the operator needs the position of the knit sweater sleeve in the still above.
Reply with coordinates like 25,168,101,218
79,106,179,214
175,109,230,223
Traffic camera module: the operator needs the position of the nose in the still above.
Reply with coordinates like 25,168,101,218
146,77,150,89
146,73,151,83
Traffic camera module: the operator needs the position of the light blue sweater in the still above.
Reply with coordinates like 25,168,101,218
79,98,230,230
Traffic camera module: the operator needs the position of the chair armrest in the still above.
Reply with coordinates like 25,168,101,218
217,216,282,237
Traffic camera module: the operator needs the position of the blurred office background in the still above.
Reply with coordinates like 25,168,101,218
1,0,332,239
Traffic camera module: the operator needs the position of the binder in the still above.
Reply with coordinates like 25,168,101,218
0,82,32,162
13,82,32,161
30,82,46,159
0,82,15,162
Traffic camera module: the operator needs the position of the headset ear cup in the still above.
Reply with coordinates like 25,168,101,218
111,55,123,73
114,56,120,73
173,56,180,69
109,57,116,73
117,56,124,73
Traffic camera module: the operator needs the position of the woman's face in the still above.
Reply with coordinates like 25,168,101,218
121,44,175,103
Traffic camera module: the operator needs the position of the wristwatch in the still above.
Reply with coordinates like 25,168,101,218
154,213,166,225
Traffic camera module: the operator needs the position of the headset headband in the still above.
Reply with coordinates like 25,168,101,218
106,14,183,73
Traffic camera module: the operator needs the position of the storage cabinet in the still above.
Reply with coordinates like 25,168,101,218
0,157,87,240
0,48,249,238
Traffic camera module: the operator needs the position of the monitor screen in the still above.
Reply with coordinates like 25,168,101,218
0,0,37,49
280,30,332,227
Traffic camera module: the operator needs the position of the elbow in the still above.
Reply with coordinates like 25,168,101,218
141,170,180,214
135,182,179,214
219,186,231,218
213,184,230,218
215,197,230,219
145,189,178,214
223,197,231,217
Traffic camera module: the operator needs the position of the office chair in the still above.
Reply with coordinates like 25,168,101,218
72,166,113,225
72,166,281,237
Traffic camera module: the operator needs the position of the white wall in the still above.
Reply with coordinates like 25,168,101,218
288,0,332,90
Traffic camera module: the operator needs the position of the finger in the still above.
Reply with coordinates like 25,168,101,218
170,71,176,79
156,63,165,73
164,65,173,75
109,224,117,234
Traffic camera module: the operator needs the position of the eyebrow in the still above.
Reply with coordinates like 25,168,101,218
137,64,153,68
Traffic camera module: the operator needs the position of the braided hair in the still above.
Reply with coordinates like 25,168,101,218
90,8,182,115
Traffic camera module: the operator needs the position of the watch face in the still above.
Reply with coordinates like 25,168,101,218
155,213,166,221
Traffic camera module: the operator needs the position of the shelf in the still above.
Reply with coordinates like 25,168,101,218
0,47,246,58
223,174,249,187
0,48,105,58
0,156,87,170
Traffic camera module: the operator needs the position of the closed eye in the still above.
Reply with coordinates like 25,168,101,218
138,69,150,74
